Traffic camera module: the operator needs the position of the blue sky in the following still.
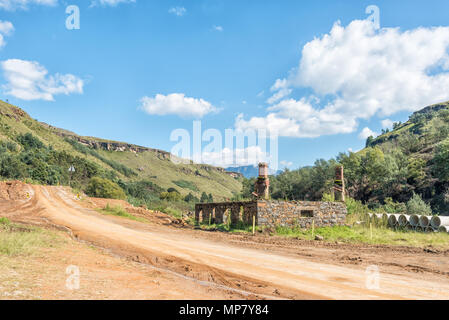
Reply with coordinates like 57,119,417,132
1,0,449,170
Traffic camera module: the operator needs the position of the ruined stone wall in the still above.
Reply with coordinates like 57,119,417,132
256,200,347,228
195,200,347,229
195,201,257,225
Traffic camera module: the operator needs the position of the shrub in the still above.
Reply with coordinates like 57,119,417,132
0,154,26,179
160,191,183,202
184,192,199,203
345,197,369,215
433,139,449,182
406,193,432,216
200,192,209,203
167,187,180,194
17,133,45,150
384,197,406,213
121,180,163,202
322,193,335,202
85,177,126,200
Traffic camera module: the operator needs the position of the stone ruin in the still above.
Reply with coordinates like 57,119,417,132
195,164,347,229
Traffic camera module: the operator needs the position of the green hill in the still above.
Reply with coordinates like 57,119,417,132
0,100,243,212
245,100,449,214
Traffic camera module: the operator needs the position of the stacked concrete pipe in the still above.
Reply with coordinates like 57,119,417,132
419,216,432,228
388,214,402,228
425,226,437,233
409,214,420,228
398,214,410,227
430,216,449,229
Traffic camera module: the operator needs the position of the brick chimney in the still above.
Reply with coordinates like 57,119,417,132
334,165,345,202
254,163,270,200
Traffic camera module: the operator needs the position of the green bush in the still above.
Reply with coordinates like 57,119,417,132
0,217,10,226
406,193,432,216
345,197,369,215
85,177,126,200
433,139,449,182
160,191,183,202
17,133,45,150
384,197,406,213
121,180,163,202
184,192,199,203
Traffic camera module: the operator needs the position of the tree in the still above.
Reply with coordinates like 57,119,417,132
167,187,179,194
86,177,126,200
208,193,214,203
433,139,449,182
17,133,45,150
365,136,374,148
406,193,432,216
184,192,199,203
200,192,209,203
160,191,183,202
0,154,26,179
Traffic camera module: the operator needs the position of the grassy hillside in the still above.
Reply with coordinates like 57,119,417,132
0,100,243,209
367,101,449,151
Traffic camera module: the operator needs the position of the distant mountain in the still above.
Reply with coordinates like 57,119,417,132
226,165,282,178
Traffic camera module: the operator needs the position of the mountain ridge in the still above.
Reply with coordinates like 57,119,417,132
0,100,243,202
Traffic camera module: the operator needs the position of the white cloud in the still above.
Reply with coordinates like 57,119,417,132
0,0,57,10
241,19,449,138
0,21,14,35
381,119,394,129
1,59,84,101
198,146,271,168
267,78,292,104
140,93,218,118
280,160,293,168
0,20,13,49
213,25,223,32
236,97,357,138
90,0,135,7
168,6,186,16
359,127,378,140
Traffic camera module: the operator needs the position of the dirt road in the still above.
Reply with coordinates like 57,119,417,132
2,183,449,300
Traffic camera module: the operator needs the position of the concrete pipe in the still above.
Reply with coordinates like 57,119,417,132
375,213,383,220
405,223,414,231
438,226,449,233
398,214,410,227
425,226,437,233
415,226,423,232
419,216,432,228
388,214,401,228
430,216,449,229
409,214,420,227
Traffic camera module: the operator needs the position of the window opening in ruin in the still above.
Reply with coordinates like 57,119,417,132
300,210,314,217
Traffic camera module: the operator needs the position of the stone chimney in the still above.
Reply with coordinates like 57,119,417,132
334,165,345,202
254,163,270,200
